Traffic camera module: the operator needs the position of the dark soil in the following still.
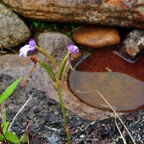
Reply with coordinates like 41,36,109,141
0,74,144,144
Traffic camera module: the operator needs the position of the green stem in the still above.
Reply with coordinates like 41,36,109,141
58,52,70,80
56,81,71,144
36,46,57,67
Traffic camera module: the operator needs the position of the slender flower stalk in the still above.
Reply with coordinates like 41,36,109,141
20,56,37,87
35,45,57,67
56,81,71,143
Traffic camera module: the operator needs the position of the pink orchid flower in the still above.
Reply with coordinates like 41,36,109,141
67,43,79,68
19,39,36,57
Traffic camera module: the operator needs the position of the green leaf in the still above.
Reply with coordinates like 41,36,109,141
0,78,21,105
38,60,56,82
1,107,9,134
2,122,9,134
0,134,4,141
58,52,70,80
66,32,71,36
41,23,46,28
20,133,28,143
3,107,6,124
33,21,39,28
36,46,57,67
5,132,19,143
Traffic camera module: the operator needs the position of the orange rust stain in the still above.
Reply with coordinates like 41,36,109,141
107,0,125,9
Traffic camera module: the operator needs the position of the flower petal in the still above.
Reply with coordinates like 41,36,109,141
67,43,74,52
29,38,36,50
19,45,30,57
67,43,79,69
67,43,79,54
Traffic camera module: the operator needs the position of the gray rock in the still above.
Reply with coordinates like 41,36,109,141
2,0,144,29
0,3,31,49
119,29,144,61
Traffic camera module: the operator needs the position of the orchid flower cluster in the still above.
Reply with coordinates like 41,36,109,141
19,39,79,68
19,38,79,144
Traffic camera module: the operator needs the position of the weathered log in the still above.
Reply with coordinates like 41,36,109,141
2,0,144,28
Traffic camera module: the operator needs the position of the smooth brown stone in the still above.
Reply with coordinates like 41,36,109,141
2,0,144,29
69,71,144,112
69,48,144,112
72,26,120,48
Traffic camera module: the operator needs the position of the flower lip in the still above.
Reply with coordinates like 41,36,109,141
19,45,30,57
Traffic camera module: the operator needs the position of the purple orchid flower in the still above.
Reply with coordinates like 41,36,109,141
67,43,79,68
19,39,36,57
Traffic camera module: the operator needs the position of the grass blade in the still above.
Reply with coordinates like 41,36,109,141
0,78,21,105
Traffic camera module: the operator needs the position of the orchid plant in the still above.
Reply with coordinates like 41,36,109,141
19,38,79,144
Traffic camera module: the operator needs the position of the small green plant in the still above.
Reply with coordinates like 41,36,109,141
49,23,80,38
32,21,46,29
19,39,79,143
0,78,22,143
32,21,80,40
0,78,31,144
